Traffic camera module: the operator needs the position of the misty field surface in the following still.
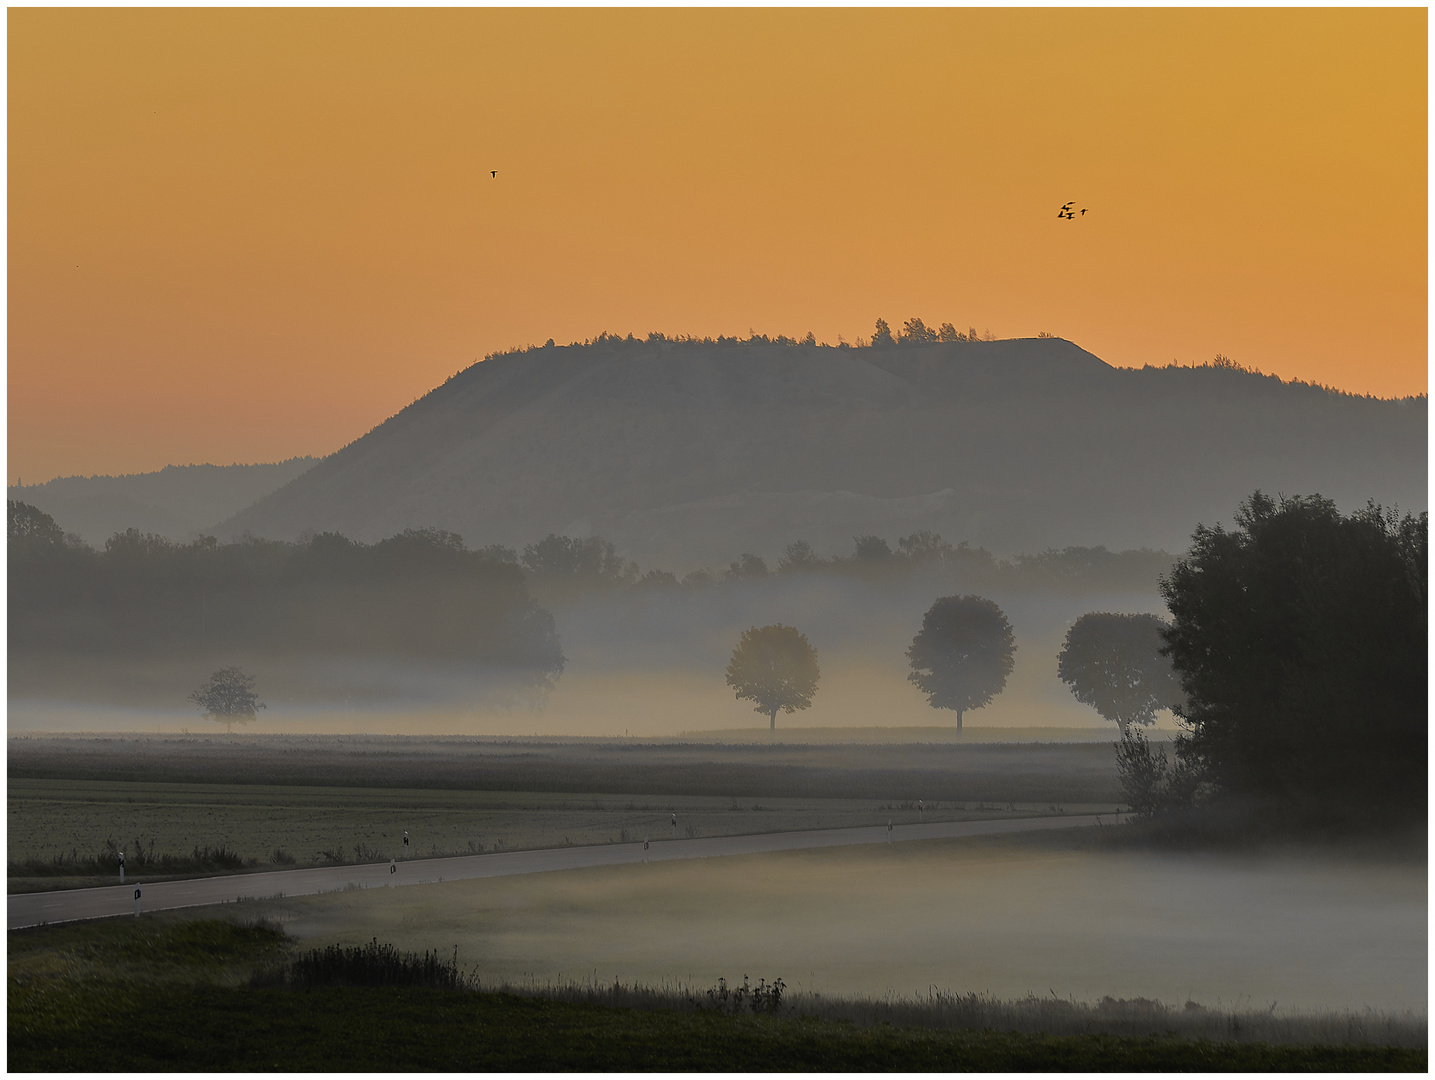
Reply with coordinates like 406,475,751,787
248,830,1426,1016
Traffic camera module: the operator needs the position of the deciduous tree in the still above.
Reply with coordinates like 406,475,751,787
1057,613,1182,737
1159,492,1426,820
189,667,267,731
725,624,820,730
906,595,1016,730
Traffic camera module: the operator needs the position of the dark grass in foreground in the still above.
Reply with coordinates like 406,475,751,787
9,918,1424,1072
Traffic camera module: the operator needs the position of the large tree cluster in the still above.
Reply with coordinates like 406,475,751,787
1159,492,1426,821
8,503,565,681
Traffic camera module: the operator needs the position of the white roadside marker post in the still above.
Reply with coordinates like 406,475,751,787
671,813,677,838
403,831,409,859
133,888,141,917
887,821,893,843
118,851,125,884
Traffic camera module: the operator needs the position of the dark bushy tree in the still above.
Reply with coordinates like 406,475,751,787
725,624,820,730
724,553,770,582
1057,613,1182,736
189,666,266,731
777,540,822,573
520,534,637,585
1160,492,1426,821
897,317,938,345
1114,729,1167,815
896,530,955,565
852,535,893,563
906,595,1016,730
870,318,895,348
8,500,65,549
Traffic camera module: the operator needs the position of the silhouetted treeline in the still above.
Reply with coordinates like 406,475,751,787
472,316,997,368
8,503,563,679
511,530,1175,598
469,529,1173,601
474,323,1423,405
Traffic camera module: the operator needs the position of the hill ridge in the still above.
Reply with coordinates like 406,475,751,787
196,336,1424,566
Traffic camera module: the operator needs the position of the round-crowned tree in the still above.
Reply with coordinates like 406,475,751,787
725,624,820,730
1057,612,1182,737
906,595,1016,730
188,667,266,732
1160,492,1426,820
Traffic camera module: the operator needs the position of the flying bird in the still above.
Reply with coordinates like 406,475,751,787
1058,201,1076,220
1081,208,1088,216
491,170,497,178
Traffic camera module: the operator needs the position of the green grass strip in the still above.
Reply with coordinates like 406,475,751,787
11,983,1425,1072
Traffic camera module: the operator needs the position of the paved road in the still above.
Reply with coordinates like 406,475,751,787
9,813,1123,929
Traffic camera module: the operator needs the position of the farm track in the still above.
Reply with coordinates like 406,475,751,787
8,813,1120,929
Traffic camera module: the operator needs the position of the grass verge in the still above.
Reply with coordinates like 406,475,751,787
9,916,1425,1072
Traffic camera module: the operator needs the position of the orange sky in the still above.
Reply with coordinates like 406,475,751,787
8,8,1427,483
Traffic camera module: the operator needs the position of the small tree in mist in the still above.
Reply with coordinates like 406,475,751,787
189,667,266,732
906,595,1015,731
1115,729,1205,817
725,624,820,730
1057,613,1182,737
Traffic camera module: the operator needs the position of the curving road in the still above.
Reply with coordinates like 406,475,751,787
9,813,1123,929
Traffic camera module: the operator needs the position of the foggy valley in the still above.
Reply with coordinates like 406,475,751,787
9,330,1426,1071
8,8,1427,1067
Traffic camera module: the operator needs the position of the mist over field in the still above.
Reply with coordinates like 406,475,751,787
264,836,1425,1014
7,543,1171,737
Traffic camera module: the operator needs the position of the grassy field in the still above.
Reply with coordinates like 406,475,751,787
8,731,1123,891
9,915,1423,1071
7,776,1109,890
8,731,1124,801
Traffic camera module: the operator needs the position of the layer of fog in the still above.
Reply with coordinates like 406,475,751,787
7,575,1171,739
270,837,1426,1013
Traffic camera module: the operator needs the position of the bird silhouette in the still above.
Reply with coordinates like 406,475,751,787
1081,208,1088,216
1058,201,1076,220
491,171,497,178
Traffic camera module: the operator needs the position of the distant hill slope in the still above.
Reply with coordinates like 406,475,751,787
9,458,317,548
213,338,1426,567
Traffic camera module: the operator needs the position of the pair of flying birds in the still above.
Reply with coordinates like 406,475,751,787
1058,201,1087,219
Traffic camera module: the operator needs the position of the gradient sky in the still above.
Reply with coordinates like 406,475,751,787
9,8,1427,483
